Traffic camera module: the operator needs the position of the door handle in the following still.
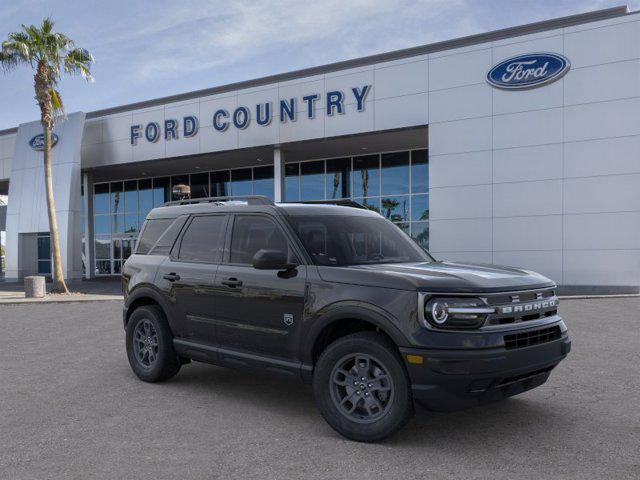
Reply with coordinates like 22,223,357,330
221,278,243,288
163,272,181,282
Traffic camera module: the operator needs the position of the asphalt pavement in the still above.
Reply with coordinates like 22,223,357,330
0,298,638,479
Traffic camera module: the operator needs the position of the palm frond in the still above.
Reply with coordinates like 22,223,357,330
1,17,95,119
64,47,94,82
41,17,55,35
50,87,64,114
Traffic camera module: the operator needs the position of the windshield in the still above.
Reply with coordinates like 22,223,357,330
287,215,434,266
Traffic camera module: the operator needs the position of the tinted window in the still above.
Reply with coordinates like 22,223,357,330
178,215,227,263
230,216,290,264
288,215,432,266
149,216,188,255
136,218,174,254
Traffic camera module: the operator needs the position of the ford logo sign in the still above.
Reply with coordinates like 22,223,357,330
487,53,570,90
29,133,59,151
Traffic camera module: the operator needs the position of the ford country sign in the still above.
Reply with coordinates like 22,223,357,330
487,53,570,90
29,133,59,151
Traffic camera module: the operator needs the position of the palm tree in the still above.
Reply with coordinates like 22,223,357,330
0,18,93,293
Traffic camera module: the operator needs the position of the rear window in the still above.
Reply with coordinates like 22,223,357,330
149,216,188,255
136,217,177,255
178,215,228,263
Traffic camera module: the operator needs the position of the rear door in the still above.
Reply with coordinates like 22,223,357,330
212,214,307,361
156,214,229,343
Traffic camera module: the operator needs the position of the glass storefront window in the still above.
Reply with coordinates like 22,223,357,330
411,194,429,221
95,260,110,275
112,238,122,260
253,166,274,199
211,171,230,197
300,161,325,201
171,175,189,200
89,150,428,275
94,183,110,214
112,214,124,234
396,223,410,235
326,158,350,199
353,155,380,198
95,236,110,259
94,215,110,235
411,222,429,250
124,180,138,213
381,152,409,195
124,214,138,234
411,149,429,193
190,172,209,198
381,196,409,222
138,178,153,223
231,168,252,196
153,177,170,206
284,163,299,202
110,182,123,215
122,238,134,260
37,232,51,275
354,197,380,213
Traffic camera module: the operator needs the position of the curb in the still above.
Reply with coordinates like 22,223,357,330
0,295,123,305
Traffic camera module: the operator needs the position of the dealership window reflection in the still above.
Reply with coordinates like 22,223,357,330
282,148,429,249
92,165,277,275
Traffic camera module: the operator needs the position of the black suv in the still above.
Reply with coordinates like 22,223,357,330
122,196,571,442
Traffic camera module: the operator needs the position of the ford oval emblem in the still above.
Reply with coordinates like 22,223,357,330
29,133,59,151
487,52,570,90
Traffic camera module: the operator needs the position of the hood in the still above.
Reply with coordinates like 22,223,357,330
317,261,555,293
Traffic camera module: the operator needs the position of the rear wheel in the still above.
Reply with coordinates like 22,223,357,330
313,331,414,442
126,305,181,382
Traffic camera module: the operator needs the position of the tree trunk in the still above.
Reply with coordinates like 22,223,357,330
43,124,69,294
35,63,68,294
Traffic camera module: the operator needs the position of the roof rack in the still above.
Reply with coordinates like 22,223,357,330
163,195,275,207
292,199,366,209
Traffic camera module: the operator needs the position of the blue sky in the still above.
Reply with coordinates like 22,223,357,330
0,0,638,130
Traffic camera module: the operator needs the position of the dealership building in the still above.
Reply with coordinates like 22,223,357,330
0,6,639,293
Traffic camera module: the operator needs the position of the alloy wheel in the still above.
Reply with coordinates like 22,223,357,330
330,353,395,423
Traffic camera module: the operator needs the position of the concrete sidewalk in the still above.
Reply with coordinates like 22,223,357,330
0,278,123,304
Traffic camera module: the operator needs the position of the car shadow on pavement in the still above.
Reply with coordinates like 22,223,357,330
141,360,570,446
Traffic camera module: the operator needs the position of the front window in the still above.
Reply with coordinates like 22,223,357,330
287,215,433,266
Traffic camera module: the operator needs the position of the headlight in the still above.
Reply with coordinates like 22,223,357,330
422,297,494,329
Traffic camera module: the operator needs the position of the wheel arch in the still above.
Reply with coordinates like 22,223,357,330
304,303,409,367
124,285,172,329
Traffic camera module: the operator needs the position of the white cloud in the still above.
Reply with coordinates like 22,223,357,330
94,0,475,82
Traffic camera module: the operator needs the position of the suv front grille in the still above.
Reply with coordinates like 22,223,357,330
503,326,561,350
485,288,558,327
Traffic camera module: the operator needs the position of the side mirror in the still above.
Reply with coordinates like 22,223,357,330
252,249,297,270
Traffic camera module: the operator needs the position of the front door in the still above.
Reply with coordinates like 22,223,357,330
212,214,307,361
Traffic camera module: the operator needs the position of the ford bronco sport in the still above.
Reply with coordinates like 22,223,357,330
122,196,571,442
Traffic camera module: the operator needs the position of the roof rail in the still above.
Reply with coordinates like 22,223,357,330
163,195,275,207
292,199,366,209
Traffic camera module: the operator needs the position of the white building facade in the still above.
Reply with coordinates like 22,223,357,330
0,6,639,293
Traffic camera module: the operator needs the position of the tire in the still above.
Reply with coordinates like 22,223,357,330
313,331,414,442
126,305,181,382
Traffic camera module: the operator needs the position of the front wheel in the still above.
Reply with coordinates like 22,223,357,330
125,305,181,382
313,331,414,442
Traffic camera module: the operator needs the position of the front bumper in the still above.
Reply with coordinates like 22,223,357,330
400,323,571,412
